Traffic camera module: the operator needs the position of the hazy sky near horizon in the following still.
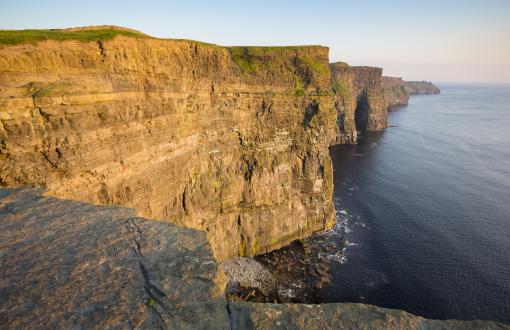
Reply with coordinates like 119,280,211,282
1,0,509,83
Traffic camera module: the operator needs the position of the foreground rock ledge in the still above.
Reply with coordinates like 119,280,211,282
0,189,506,329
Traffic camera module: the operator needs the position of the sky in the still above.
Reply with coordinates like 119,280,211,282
1,0,509,83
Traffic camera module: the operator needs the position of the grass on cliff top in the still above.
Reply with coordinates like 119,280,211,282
228,46,328,76
0,28,325,51
0,28,147,45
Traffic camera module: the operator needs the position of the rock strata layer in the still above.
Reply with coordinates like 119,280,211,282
0,29,339,259
0,189,506,329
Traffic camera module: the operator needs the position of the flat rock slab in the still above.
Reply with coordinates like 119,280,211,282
0,188,507,329
0,188,229,329
228,302,508,330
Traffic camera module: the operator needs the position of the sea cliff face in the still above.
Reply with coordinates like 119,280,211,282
0,30,338,260
382,76,410,110
330,62,387,144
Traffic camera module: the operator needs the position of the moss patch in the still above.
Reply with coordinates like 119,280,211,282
228,45,324,75
294,79,306,97
297,55,329,77
239,239,248,257
332,81,350,99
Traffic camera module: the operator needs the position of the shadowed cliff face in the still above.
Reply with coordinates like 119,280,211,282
330,63,387,144
0,32,338,260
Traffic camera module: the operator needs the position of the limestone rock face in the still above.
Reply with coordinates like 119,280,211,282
329,62,357,144
404,80,440,94
330,63,387,144
351,66,387,131
382,76,410,110
0,33,337,260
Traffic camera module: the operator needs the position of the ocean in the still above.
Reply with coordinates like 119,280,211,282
325,83,510,322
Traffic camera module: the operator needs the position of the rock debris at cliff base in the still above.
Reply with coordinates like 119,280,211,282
223,232,346,304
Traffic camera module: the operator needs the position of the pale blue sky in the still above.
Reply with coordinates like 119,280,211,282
1,0,509,83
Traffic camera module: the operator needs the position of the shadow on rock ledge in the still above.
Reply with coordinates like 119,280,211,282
0,188,506,329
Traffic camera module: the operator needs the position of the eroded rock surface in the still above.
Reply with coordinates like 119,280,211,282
228,302,507,330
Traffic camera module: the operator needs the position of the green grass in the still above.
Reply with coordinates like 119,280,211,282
227,46,325,75
0,29,147,45
298,55,329,76
332,80,351,98
146,298,156,307
239,239,248,257
294,79,306,97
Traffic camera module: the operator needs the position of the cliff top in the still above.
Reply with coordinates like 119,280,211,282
0,26,147,45
0,26,331,87
330,61,349,67
0,26,325,50
351,66,383,73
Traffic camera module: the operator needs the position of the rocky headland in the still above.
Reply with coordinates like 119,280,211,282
404,80,441,95
382,76,410,110
382,77,441,110
0,27,494,329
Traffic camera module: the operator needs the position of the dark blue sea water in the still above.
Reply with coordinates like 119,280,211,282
326,84,510,323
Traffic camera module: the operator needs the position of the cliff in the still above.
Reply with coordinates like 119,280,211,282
1,188,506,329
404,80,440,94
330,62,387,144
0,27,338,260
382,76,410,110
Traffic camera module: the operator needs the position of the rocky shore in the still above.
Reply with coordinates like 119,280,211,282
223,230,345,304
404,80,441,95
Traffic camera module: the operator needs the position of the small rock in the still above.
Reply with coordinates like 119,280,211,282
320,277,331,283
316,268,328,277
318,263,329,271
